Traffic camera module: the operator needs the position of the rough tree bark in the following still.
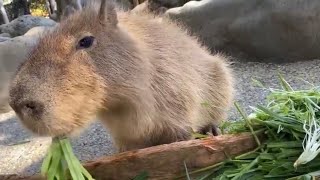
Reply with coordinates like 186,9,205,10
0,132,265,180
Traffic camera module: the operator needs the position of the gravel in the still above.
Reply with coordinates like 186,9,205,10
0,58,319,176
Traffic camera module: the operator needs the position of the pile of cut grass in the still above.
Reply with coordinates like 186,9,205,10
184,74,320,180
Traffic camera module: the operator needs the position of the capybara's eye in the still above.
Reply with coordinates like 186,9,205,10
77,36,95,49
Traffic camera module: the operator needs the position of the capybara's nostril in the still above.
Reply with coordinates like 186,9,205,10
24,101,36,110
20,100,44,117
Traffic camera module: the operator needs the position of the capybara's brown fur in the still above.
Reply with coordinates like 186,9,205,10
8,0,234,152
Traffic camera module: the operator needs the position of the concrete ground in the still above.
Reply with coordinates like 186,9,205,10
0,58,319,176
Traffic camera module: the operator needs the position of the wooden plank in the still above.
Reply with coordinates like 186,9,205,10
1,132,265,180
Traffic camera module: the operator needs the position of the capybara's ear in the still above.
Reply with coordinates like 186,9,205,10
98,0,118,26
61,5,77,20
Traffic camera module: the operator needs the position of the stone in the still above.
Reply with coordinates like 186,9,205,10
165,0,320,63
0,15,56,37
132,0,194,14
0,36,9,42
0,25,55,114
148,0,193,9
23,25,57,37
0,32,10,37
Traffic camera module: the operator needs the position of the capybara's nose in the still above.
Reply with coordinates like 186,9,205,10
11,100,44,118
9,84,44,118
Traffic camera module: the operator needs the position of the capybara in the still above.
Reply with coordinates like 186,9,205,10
8,0,234,152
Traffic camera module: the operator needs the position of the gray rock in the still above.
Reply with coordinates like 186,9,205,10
0,37,36,113
148,0,194,9
23,24,58,37
0,26,55,114
0,15,56,37
0,36,9,42
165,0,320,63
0,32,10,37
132,0,195,14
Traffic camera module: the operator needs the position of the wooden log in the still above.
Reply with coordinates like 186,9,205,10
1,132,265,180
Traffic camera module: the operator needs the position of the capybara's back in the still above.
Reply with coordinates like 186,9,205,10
8,0,234,152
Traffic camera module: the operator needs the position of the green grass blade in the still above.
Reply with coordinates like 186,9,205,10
278,73,293,91
234,102,262,147
40,147,53,177
231,156,260,180
267,141,302,148
46,143,63,180
60,139,85,180
184,161,191,180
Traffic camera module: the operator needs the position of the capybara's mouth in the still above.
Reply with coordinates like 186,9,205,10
18,120,52,136
16,115,75,137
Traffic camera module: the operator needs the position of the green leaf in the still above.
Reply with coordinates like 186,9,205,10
267,141,302,148
60,139,86,180
184,161,191,180
41,146,53,177
46,142,63,180
278,73,293,91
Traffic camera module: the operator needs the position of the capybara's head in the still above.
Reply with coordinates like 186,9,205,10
8,0,121,137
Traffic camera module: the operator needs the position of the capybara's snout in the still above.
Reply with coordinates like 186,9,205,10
7,80,53,136
7,41,106,137
8,68,105,137
9,85,45,121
